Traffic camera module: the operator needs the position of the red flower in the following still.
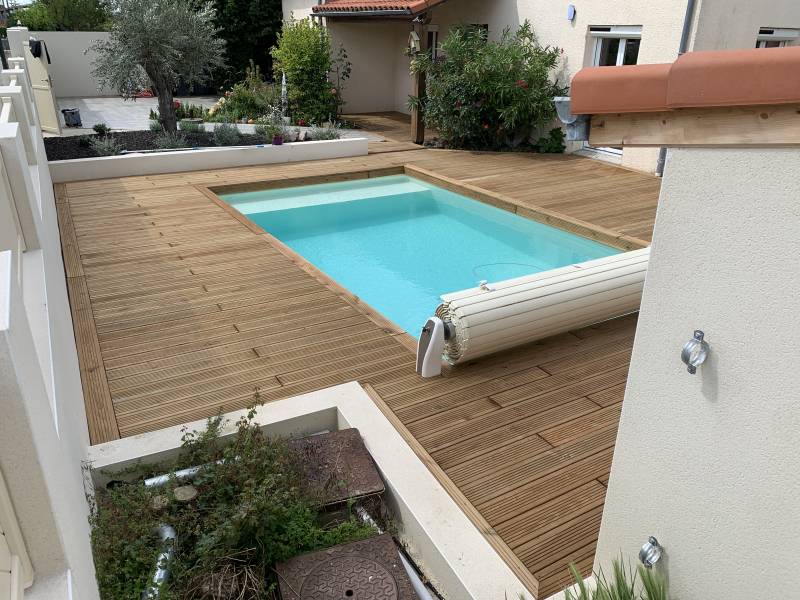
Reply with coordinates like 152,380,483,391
172,100,181,108
515,79,529,89
297,118,306,126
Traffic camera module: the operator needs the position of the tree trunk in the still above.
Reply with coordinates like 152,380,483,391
154,82,177,133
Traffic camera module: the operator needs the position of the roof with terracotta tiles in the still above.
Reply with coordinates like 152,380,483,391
571,46,800,114
312,0,447,16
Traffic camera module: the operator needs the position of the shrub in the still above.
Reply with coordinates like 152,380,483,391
271,18,350,124
91,0,225,132
207,61,278,123
148,120,163,132
536,127,566,153
410,21,566,149
154,131,188,149
310,123,342,140
89,135,122,156
253,105,288,142
175,102,209,120
213,121,241,146
92,122,110,135
90,412,376,599
178,119,204,134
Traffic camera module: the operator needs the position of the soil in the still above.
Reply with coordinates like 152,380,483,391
44,129,277,161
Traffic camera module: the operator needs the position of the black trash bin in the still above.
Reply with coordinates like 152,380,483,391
61,108,82,127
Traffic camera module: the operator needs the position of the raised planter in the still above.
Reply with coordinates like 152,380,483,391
48,137,369,183
89,382,533,600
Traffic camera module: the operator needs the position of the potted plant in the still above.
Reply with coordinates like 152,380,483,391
272,133,284,145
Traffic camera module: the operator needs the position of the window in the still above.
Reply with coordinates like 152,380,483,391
427,26,439,59
756,27,799,48
590,26,642,66
583,26,642,159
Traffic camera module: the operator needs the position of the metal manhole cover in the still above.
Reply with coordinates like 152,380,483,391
301,555,398,599
277,534,419,600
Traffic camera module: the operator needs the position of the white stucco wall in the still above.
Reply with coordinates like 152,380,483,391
594,147,800,599
23,31,111,98
692,0,800,51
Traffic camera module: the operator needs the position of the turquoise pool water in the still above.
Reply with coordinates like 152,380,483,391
221,175,620,336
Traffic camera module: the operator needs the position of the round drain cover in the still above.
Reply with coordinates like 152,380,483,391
300,555,399,599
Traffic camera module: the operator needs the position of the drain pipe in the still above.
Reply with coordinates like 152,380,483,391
656,0,697,177
142,524,177,599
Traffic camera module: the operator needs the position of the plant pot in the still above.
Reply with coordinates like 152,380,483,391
272,135,284,146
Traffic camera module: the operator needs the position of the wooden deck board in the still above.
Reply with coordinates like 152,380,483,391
57,144,659,598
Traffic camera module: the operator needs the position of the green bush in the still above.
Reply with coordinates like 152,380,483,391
148,120,163,133
90,412,376,599
207,61,278,122
271,18,350,125
89,135,122,156
253,107,287,143
310,123,342,140
93,122,110,135
178,119,204,133
213,122,241,146
410,21,566,150
153,131,188,149
536,127,566,153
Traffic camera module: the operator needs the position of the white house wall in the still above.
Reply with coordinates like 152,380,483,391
593,147,800,599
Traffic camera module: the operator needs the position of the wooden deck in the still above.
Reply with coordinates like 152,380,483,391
56,146,659,598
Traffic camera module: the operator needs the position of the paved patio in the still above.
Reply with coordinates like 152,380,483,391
56,96,218,132
56,144,659,597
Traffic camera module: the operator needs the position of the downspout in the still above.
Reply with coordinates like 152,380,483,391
656,0,697,176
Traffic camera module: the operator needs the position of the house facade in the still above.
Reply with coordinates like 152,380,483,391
285,0,800,172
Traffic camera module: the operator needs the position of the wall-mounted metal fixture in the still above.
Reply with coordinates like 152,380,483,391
553,97,590,141
681,330,709,374
639,536,663,568
567,4,576,21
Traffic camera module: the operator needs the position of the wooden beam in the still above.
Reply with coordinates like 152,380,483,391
589,103,800,147
410,22,428,144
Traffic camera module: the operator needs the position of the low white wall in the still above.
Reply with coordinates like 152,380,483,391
594,148,800,599
89,382,533,600
49,137,369,183
10,30,112,98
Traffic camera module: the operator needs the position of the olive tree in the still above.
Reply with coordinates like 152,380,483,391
91,0,225,132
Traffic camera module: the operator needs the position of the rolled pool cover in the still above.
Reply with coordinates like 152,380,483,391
435,247,650,364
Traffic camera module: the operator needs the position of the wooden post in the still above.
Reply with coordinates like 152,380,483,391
410,20,428,144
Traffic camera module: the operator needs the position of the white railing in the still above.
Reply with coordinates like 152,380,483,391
0,58,97,598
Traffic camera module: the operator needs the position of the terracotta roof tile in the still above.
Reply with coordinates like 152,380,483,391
571,46,800,114
312,0,447,15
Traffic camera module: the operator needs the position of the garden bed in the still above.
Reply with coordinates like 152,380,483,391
91,416,393,599
44,130,275,161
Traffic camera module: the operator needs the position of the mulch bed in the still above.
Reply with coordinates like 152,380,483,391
44,129,275,161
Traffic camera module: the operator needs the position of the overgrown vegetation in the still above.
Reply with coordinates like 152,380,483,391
89,135,122,156
91,0,225,132
90,411,376,599
178,119,203,134
410,21,566,150
207,61,278,122
564,561,669,600
271,18,351,125
11,0,110,32
92,122,110,136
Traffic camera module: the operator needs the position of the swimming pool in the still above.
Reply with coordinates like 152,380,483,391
221,175,620,336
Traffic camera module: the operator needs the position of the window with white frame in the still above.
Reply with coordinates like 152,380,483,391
583,26,642,158
427,26,439,59
589,25,642,66
756,27,799,48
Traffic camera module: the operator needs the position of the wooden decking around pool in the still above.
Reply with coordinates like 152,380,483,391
56,147,659,598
